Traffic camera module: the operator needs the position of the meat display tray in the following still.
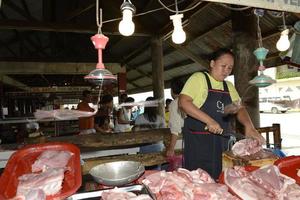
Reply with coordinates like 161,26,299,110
67,184,155,200
0,142,82,200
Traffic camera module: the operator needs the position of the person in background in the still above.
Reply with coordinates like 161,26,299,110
119,93,128,104
77,90,95,135
114,97,135,132
165,98,173,127
166,78,185,157
135,97,165,130
134,96,165,153
95,94,114,133
179,48,265,179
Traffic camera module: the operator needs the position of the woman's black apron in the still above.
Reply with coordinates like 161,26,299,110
183,72,232,179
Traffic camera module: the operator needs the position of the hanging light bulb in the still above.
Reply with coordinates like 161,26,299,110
276,12,290,52
276,29,290,51
170,14,186,44
118,0,136,36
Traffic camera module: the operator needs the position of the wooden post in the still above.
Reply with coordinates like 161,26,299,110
151,36,165,119
232,10,260,128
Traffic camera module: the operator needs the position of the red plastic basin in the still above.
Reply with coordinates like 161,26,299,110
0,142,81,200
275,155,300,184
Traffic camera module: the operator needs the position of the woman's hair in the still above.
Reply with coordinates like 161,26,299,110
100,94,113,104
143,97,157,122
170,78,184,95
209,48,234,61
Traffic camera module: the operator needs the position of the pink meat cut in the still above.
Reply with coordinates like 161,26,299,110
143,168,237,200
224,165,300,200
101,189,152,200
17,168,64,197
231,138,262,156
32,150,73,172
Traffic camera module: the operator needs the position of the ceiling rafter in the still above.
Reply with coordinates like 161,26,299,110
65,3,95,21
0,19,151,36
5,0,37,21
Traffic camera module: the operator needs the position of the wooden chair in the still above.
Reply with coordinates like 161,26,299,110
257,123,281,149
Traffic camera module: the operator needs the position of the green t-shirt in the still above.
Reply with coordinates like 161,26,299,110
181,72,240,108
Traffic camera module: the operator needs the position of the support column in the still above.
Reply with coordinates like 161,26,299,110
151,36,165,118
232,10,260,128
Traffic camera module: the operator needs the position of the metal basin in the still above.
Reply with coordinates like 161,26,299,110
89,161,145,186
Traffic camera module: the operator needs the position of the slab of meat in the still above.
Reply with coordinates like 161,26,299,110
224,165,300,200
101,189,152,200
143,168,236,200
231,138,262,157
17,168,64,196
32,150,73,172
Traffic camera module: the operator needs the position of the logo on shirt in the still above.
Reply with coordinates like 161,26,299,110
216,100,224,113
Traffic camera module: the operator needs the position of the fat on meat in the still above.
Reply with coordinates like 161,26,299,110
224,165,300,200
17,168,64,196
32,150,73,172
192,183,239,200
231,138,262,157
143,168,236,200
101,189,152,200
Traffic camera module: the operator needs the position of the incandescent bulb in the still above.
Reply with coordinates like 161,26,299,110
276,29,290,51
170,14,186,44
119,9,135,36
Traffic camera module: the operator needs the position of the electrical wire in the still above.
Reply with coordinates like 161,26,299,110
96,0,102,34
256,14,263,48
157,0,203,13
219,3,251,11
102,0,185,24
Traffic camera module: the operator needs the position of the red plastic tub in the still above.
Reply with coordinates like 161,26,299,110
274,155,300,184
0,142,82,200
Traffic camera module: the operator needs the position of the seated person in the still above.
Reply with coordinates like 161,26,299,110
114,97,135,132
95,115,113,133
95,94,114,133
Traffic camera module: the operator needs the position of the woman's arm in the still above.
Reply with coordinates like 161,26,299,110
116,109,131,124
178,94,223,134
236,107,266,144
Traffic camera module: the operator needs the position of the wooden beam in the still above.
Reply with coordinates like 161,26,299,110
167,40,209,69
0,20,151,36
65,3,95,21
0,62,121,74
0,75,30,91
5,1,38,21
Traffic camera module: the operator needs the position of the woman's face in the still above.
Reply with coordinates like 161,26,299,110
210,53,234,81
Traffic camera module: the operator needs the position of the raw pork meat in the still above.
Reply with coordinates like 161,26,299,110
17,168,64,196
143,168,236,200
101,189,152,200
231,138,262,156
32,150,72,172
224,165,300,200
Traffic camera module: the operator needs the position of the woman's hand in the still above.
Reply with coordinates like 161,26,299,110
245,127,266,145
206,120,223,135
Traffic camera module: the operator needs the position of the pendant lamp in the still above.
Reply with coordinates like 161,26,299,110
84,5,117,86
249,10,276,88
84,34,117,85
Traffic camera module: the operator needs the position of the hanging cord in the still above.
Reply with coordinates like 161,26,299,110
256,15,263,48
282,12,286,29
157,0,203,13
96,0,102,34
219,3,250,11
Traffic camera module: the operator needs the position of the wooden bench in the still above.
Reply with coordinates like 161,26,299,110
257,123,281,149
25,128,172,175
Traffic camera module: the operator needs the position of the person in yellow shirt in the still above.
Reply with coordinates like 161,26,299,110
164,98,172,126
179,48,265,179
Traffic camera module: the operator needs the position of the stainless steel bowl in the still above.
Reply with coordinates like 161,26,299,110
89,161,145,186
